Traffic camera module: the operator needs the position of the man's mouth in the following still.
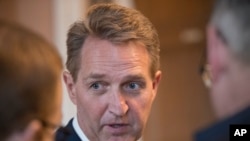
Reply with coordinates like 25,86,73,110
109,124,128,128
104,123,130,134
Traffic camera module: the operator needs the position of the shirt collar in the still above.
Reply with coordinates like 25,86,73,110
72,116,90,141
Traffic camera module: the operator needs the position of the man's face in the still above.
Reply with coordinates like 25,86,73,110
206,25,247,119
64,36,161,141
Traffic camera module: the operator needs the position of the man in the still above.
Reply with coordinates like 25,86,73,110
56,3,161,141
0,21,63,141
196,0,250,140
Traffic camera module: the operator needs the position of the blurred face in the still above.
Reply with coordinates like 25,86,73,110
207,25,232,119
64,36,161,141
9,78,63,141
209,54,250,119
206,25,250,119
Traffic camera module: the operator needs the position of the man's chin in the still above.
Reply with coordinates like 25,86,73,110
101,136,136,141
99,132,137,141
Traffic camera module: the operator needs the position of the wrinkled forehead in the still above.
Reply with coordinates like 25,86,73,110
78,36,151,79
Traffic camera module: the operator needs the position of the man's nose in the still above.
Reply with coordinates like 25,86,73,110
108,92,129,117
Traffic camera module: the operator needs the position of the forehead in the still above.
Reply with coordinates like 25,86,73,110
79,36,150,78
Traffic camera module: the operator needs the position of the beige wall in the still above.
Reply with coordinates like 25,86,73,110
144,49,215,141
0,1,17,22
0,0,53,43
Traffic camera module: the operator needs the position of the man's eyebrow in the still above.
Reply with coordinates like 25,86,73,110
83,73,106,81
83,73,146,81
123,74,146,81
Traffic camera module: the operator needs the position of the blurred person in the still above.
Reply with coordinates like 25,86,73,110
0,21,63,141
56,3,161,141
196,0,250,140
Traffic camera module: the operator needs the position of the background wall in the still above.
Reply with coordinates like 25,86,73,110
0,0,52,42
0,0,215,141
144,49,214,141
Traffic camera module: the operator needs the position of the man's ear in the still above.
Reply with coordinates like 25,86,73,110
20,120,41,141
152,70,162,99
63,71,77,105
207,25,229,83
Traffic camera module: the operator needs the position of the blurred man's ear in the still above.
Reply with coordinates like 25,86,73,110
22,120,41,141
8,120,41,141
63,71,77,105
207,25,230,83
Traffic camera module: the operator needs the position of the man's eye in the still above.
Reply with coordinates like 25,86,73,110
88,82,108,95
124,82,143,92
90,82,102,90
128,82,139,89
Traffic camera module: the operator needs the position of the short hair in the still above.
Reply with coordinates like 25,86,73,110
0,21,63,140
66,3,160,81
210,0,250,64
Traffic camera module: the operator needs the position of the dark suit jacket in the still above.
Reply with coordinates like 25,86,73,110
194,107,250,141
55,118,81,141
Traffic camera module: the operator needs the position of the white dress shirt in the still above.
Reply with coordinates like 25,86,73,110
72,116,90,141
